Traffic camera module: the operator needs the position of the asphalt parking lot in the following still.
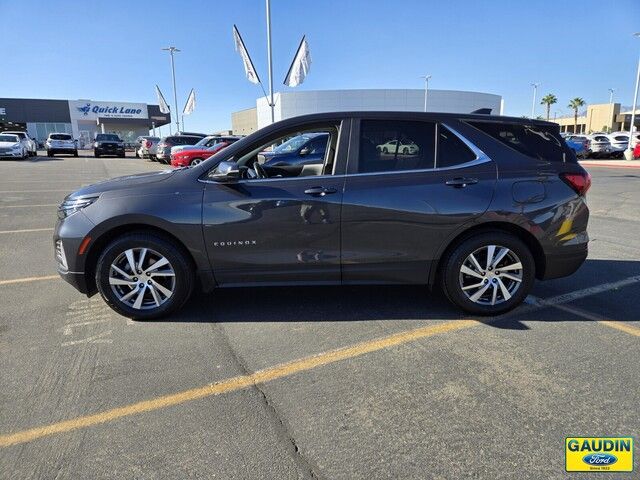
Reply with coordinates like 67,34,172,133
0,152,638,479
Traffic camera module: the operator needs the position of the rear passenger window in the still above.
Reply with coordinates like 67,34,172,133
436,125,477,168
358,120,435,173
468,121,571,162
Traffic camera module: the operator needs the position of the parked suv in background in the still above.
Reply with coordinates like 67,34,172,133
155,135,203,163
94,134,125,157
55,112,590,320
564,135,590,158
587,134,612,158
606,133,629,158
1,131,37,156
135,136,160,160
46,133,78,157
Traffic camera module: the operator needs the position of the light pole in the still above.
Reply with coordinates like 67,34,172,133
265,0,275,123
624,33,640,160
608,88,615,104
530,83,539,118
162,46,181,134
421,75,431,112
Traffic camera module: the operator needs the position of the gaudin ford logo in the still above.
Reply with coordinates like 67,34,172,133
213,240,257,247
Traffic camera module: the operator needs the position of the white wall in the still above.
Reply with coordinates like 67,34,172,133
255,89,503,129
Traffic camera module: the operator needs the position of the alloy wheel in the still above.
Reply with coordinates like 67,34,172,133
458,245,523,306
108,247,176,310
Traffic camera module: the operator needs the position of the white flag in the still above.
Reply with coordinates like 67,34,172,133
183,89,196,115
233,25,260,85
283,36,311,87
155,85,170,114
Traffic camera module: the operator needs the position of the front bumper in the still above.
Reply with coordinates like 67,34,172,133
54,211,96,295
58,268,92,294
0,150,23,158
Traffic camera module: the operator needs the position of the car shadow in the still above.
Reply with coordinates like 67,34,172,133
153,259,639,329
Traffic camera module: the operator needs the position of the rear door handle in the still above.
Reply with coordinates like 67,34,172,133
445,177,478,188
304,186,337,196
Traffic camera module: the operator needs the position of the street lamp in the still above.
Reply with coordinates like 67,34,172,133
421,75,431,112
530,83,539,118
608,88,615,104
624,33,640,160
162,46,181,134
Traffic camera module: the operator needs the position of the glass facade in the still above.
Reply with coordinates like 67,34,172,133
32,122,72,143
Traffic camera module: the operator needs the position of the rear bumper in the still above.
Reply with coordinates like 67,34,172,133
541,246,588,280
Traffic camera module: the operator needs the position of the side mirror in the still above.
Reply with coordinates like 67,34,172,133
299,146,310,156
211,160,240,182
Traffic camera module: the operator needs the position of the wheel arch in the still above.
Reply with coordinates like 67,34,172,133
430,221,546,286
83,223,201,296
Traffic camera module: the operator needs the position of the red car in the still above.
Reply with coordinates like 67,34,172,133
171,137,240,167
634,142,640,159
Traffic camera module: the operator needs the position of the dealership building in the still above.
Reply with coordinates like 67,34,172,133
0,98,170,147
232,88,504,134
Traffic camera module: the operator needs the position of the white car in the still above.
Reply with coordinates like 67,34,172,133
0,133,28,159
607,133,629,157
2,131,37,156
587,134,612,158
45,133,78,157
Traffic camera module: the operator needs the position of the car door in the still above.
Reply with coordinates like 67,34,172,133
341,117,496,284
201,119,350,285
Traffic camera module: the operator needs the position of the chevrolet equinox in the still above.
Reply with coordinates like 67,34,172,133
54,112,590,319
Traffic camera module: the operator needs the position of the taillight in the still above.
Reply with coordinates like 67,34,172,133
145,140,152,148
560,172,591,196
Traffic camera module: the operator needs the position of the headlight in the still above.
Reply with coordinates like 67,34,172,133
58,196,99,219
11,144,21,151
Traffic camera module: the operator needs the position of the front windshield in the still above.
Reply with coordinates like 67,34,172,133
194,137,213,147
273,135,309,153
0,135,18,143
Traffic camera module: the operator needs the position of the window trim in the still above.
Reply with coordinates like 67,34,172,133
348,119,490,177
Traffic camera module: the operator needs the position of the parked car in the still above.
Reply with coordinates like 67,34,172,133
633,142,640,159
586,134,612,158
94,133,125,158
170,139,238,167
377,139,420,155
259,132,329,167
135,136,160,160
155,135,203,164
1,131,37,156
46,133,78,157
54,111,590,320
564,135,590,158
0,133,29,159
171,135,241,156
606,133,629,158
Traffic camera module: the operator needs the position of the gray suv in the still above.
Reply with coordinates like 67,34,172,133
54,112,590,319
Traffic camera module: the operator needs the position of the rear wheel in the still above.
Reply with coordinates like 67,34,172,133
94,150,100,158
441,232,535,315
95,233,194,320
73,150,78,157
47,150,53,157
190,157,204,166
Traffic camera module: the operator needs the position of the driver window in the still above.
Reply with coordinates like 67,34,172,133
223,125,338,181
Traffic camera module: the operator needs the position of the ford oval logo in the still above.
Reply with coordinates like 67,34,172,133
582,453,617,465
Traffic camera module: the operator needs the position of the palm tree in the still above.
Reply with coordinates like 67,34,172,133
568,98,586,133
540,94,557,121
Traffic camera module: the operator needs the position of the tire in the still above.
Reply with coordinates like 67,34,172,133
73,150,78,157
95,232,195,320
94,150,100,158
47,150,53,157
190,157,204,166
440,231,535,316
382,147,388,154
135,150,139,158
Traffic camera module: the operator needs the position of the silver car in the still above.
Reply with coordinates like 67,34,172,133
607,133,629,158
135,136,160,160
2,131,37,156
587,134,612,158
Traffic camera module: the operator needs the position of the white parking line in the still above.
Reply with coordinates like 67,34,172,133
525,275,640,307
0,228,53,234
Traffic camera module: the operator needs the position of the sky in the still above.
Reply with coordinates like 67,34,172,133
1,0,639,133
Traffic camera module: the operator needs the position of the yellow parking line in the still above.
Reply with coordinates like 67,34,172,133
538,301,640,337
0,228,54,234
599,321,640,336
0,319,478,447
0,204,57,209
0,275,59,286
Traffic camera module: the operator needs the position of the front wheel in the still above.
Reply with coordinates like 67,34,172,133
440,232,535,315
73,150,78,157
95,233,194,320
47,150,53,157
190,157,204,166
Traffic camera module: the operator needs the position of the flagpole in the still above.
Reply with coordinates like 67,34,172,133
162,46,181,134
265,0,275,123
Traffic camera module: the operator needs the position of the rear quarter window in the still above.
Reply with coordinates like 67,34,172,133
467,121,574,163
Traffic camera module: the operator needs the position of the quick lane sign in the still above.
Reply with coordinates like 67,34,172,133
68,100,148,120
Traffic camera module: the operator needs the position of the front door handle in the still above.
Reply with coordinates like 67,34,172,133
304,186,337,196
445,177,479,188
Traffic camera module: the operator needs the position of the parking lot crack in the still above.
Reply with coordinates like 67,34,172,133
210,323,322,480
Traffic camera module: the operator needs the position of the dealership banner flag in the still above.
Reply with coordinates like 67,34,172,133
233,25,261,84
283,36,311,87
155,85,170,114
183,89,196,115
